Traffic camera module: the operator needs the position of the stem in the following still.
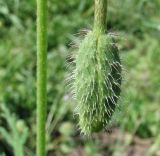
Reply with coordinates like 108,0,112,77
14,145,23,156
36,0,47,155
94,0,107,34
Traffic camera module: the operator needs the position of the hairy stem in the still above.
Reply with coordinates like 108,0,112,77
94,0,107,34
36,0,47,155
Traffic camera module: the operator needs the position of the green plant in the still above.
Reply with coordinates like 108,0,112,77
36,0,47,155
0,0,160,155
72,0,122,135
0,105,28,156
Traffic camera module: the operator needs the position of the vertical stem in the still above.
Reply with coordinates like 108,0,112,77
94,0,107,34
36,0,47,155
14,145,23,156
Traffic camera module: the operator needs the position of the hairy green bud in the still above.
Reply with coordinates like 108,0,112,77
69,0,122,135
73,31,122,135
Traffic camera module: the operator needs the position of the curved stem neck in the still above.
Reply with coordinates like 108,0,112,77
94,0,107,34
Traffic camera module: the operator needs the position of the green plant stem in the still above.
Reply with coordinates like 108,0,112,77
14,145,23,156
36,0,47,155
94,0,107,34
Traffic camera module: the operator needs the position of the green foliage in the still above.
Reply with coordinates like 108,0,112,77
0,105,28,156
85,141,101,156
119,35,160,137
0,39,36,111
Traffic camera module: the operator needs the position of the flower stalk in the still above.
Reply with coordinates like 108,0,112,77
36,0,47,155
94,0,107,34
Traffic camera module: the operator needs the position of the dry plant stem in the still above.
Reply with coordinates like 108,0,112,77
94,0,107,34
36,0,47,155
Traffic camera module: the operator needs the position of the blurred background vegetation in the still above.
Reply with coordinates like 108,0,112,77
0,0,160,156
